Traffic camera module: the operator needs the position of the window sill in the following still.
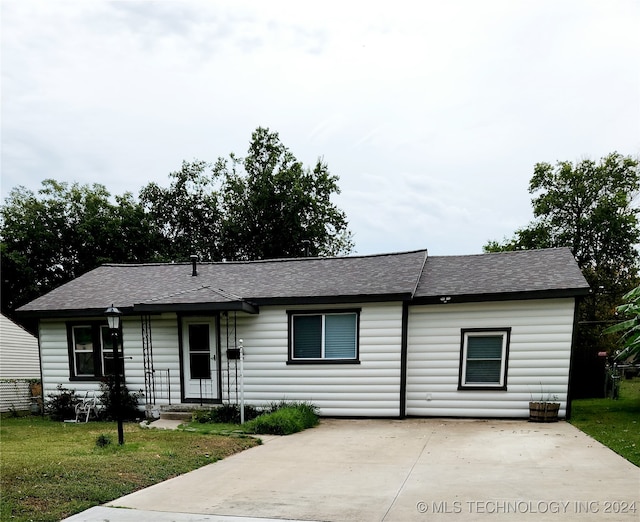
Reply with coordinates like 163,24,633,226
458,385,507,391
287,359,361,365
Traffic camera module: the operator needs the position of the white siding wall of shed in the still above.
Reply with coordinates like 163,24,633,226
406,299,576,418
221,302,403,417
0,314,40,379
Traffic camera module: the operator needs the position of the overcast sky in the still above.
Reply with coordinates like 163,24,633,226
2,0,638,257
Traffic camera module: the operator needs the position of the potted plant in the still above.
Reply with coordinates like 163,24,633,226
529,387,560,422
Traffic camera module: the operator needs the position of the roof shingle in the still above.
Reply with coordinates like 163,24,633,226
17,247,589,315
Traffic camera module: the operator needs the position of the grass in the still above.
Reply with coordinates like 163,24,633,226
183,401,320,436
570,377,640,467
0,416,259,522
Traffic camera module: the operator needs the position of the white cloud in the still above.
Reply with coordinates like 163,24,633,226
1,0,638,255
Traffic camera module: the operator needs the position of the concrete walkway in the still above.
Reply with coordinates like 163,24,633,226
64,419,639,521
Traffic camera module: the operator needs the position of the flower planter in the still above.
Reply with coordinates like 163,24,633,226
529,401,560,422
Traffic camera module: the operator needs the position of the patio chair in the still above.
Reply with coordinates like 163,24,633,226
75,391,99,423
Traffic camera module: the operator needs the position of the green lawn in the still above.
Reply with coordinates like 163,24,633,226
570,377,640,467
0,416,258,522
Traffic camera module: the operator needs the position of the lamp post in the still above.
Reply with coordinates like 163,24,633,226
105,304,124,445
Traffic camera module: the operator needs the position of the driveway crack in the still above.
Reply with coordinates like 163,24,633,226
380,430,435,521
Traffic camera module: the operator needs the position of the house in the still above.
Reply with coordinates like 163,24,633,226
0,313,40,412
17,247,590,419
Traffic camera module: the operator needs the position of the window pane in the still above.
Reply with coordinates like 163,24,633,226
74,326,93,350
466,360,501,383
75,352,94,376
325,314,356,359
293,315,322,358
101,326,123,376
190,353,211,379
189,324,210,352
467,336,502,359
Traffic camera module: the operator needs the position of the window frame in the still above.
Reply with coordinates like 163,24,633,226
458,327,511,390
287,309,361,364
66,321,123,380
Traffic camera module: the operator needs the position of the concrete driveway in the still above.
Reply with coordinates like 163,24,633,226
66,418,639,521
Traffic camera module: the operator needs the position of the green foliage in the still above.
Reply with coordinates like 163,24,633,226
95,433,112,448
484,152,640,366
45,385,78,421
242,402,319,435
139,159,222,262
604,285,640,359
0,181,159,314
570,378,640,466
98,377,144,421
216,127,354,259
1,127,353,317
192,403,260,424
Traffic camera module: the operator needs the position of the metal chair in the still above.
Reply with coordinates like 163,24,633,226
74,391,99,422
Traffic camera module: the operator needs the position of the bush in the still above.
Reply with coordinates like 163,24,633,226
242,402,319,435
98,376,144,421
193,403,260,424
95,434,112,448
45,385,78,421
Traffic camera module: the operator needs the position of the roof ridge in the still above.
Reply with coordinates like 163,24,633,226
101,248,429,267
143,284,243,303
428,247,571,259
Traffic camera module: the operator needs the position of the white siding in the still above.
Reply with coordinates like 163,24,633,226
39,315,182,409
130,314,182,407
0,314,39,379
221,302,403,417
406,299,576,418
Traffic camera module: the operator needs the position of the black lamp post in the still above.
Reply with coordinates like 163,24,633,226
105,304,124,445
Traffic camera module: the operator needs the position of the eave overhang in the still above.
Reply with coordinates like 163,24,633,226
411,287,591,306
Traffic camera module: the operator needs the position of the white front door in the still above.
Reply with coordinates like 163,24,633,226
182,317,218,401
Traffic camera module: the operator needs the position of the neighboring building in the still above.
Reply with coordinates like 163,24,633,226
0,313,40,412
17,247,590,419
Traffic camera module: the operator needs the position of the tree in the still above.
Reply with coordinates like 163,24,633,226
215,127,353,260
1,180,157,316
139,160,222,262
1,127,354,317
484,152,640,396
604,284,640,360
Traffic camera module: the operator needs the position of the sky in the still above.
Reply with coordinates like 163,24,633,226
1,0,639,257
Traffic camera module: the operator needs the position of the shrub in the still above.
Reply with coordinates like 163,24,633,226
45,385,78,421
193,403,260,424
95,434,112,448
242,402,319,435
98,376,144,421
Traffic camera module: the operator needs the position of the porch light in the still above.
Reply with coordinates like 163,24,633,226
104,304,124,444
105,304,122,330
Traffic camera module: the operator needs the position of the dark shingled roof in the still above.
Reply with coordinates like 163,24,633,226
17,247,589,316
414,247,590,302
18,249,428,314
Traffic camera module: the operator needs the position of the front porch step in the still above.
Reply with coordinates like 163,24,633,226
159,410,193,421
157,404,219,422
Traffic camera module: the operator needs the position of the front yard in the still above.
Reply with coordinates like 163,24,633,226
569,377,640,467
0,417,258,521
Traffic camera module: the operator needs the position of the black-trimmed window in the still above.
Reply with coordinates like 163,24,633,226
67,322,123,380
458,328,510,390
288,310,360,363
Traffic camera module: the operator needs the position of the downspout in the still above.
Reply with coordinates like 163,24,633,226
399,301,409,419
400,249,429,419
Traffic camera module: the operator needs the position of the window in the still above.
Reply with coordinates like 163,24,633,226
67,322,123,379
459,328,510,390
288,310,360,363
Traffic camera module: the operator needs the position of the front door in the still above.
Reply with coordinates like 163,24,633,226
182,317,218,401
